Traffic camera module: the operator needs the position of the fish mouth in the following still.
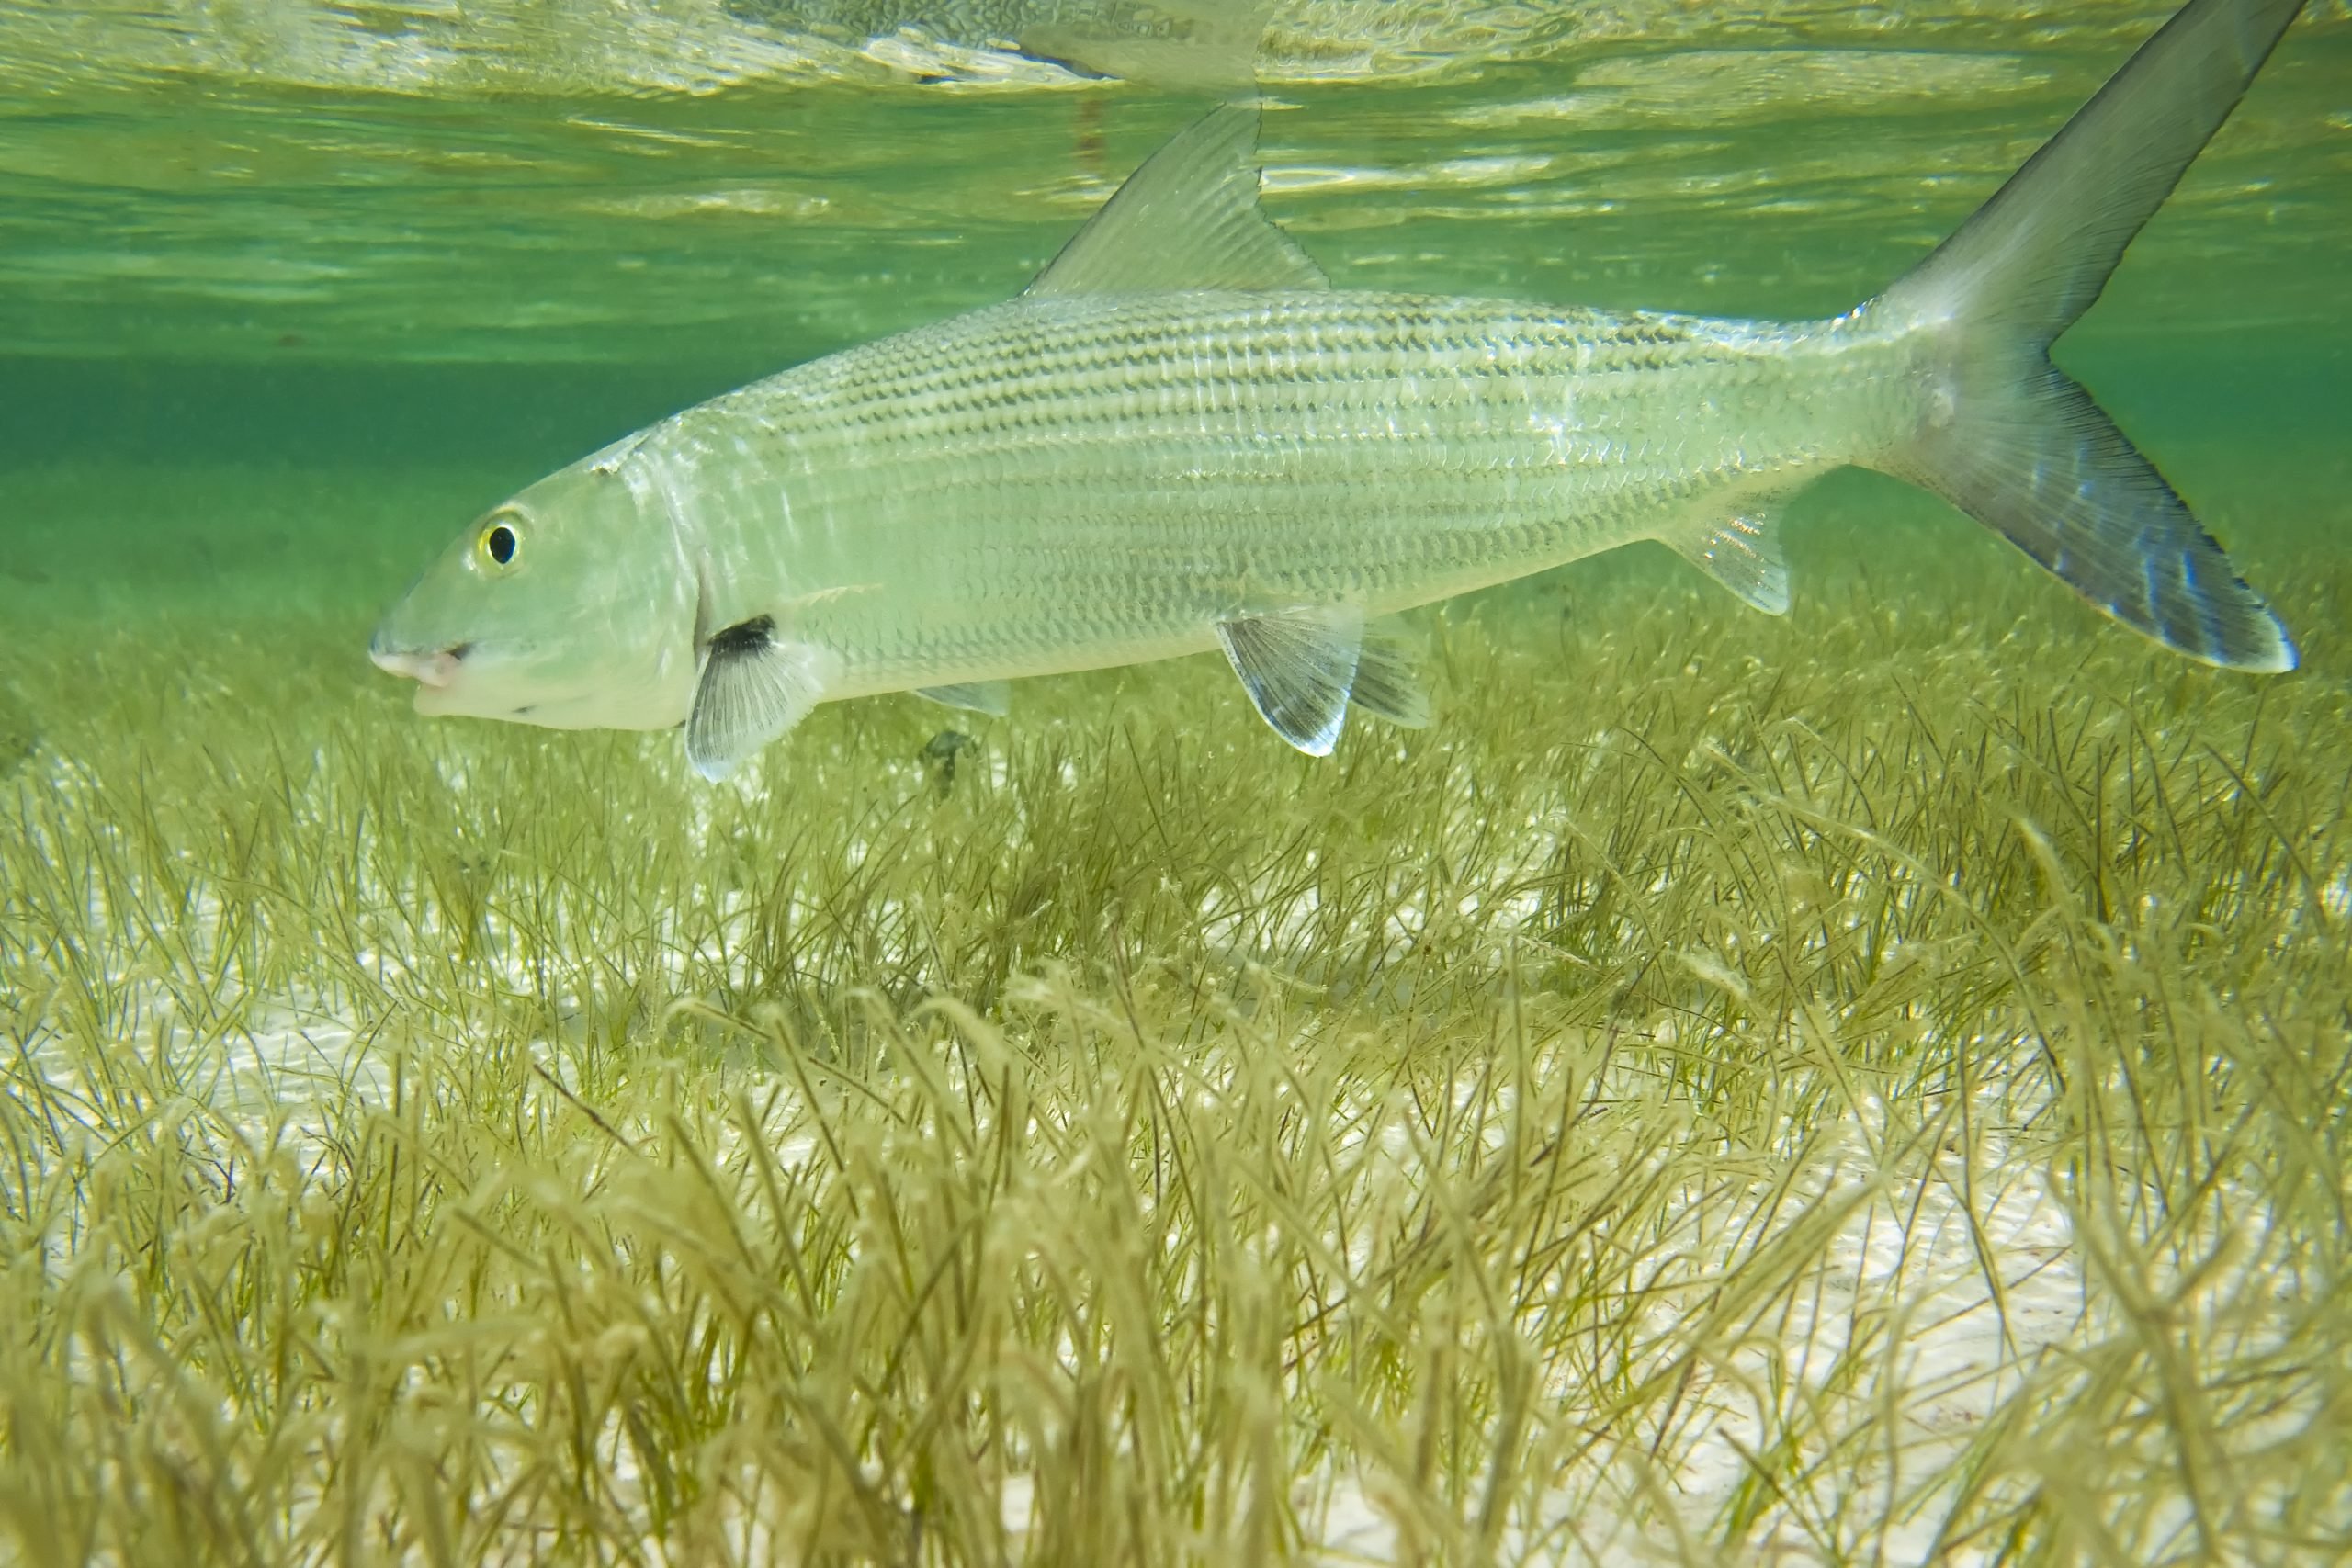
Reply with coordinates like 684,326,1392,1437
368,635,471,690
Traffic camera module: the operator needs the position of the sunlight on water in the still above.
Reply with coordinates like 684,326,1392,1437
0,3,2343,363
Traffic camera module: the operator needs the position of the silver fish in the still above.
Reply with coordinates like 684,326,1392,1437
372,0,2308,780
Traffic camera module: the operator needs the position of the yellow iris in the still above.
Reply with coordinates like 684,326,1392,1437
477,515,522,571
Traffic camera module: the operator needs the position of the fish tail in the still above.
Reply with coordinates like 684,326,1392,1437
1863,0,2304,672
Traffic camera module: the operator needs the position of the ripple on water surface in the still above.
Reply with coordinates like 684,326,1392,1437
0,2,2342,364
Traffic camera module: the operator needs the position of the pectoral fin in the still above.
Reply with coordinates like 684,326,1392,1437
1661,502,1793,615
686,616,836,782
915,681,1012,716
1216,604,1365,756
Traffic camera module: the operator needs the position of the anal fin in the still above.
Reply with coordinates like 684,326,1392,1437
1661,501,1793,615
915,681,1011,717
1216,604,1364,756
686,616,837,782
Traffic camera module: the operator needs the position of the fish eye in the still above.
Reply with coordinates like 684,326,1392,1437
478,516,522,570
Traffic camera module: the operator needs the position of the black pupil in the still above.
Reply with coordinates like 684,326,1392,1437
487,524,516,565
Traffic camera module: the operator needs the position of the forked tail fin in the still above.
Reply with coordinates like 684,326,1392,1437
1869,0,2305,671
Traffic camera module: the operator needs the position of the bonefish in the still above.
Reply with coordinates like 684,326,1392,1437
372,0,2309,780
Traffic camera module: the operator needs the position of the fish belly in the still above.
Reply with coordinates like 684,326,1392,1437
662,291,1924,696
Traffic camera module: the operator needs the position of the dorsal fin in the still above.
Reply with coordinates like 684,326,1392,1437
1026,102,1328,298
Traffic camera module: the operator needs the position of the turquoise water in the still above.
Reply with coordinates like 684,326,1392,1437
5,9,2351,1558
6,6,2348,363
4,4,2346,635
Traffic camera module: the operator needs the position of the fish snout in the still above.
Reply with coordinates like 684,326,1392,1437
369,633,470,690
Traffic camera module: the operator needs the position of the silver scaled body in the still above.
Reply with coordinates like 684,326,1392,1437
642,292,1905,702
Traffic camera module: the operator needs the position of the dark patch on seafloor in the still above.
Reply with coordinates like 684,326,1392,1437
0,688,37,777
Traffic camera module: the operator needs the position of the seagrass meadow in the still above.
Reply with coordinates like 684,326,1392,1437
4,2,2352,1563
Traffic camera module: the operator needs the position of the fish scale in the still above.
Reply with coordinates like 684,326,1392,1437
672,293,1874,694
